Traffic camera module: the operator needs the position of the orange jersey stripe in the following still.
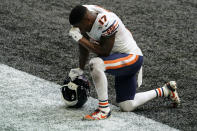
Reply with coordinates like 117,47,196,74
105,55,139,70
114,21,119,28
104,54,133,64
158,88,162,97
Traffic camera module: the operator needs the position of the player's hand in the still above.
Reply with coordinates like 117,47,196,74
69,68,84,81
69,27,83,42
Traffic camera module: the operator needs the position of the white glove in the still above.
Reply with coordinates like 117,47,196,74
69,27,83,42
69,68,84,81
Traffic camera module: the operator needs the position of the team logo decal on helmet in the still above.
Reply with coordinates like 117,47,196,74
61,77,90,108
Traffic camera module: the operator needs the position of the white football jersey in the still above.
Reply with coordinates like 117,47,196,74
83,5,143,56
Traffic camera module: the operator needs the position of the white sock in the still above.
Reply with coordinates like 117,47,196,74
89,58,108,101
119,90,157,112
155,85,169,97
91,69,108,100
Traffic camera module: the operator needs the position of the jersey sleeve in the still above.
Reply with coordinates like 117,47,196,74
100,13,119,37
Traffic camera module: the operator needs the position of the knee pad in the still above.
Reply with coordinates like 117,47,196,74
89,57,105,72
118,100,136,112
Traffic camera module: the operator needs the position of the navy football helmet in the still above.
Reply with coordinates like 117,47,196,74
61,76,90,108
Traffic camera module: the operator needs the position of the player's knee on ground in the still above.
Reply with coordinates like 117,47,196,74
89,57,105,74
118,100,137,112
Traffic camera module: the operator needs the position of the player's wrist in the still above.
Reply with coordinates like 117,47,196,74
78,37,85,43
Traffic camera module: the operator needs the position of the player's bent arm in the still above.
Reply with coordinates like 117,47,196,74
79,44,89,70
78,33,115,57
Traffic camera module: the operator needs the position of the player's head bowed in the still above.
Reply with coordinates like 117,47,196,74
69,5,97,33
69,5,87,25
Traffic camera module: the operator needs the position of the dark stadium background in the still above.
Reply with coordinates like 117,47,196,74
0,0,196,130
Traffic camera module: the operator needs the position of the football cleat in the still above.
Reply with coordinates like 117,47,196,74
165,81,181,107
83,109,111,120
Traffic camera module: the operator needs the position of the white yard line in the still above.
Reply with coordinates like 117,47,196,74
0,64,179,131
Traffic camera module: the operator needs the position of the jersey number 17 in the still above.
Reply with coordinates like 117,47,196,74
98,15,107,25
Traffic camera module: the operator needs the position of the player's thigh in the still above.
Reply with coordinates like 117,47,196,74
101,53,143,76
115,74,137,103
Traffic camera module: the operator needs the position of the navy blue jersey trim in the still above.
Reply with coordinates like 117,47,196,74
102,20,116,33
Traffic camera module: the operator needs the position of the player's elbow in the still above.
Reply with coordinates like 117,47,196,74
101,53,110,57
98,51,110,57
